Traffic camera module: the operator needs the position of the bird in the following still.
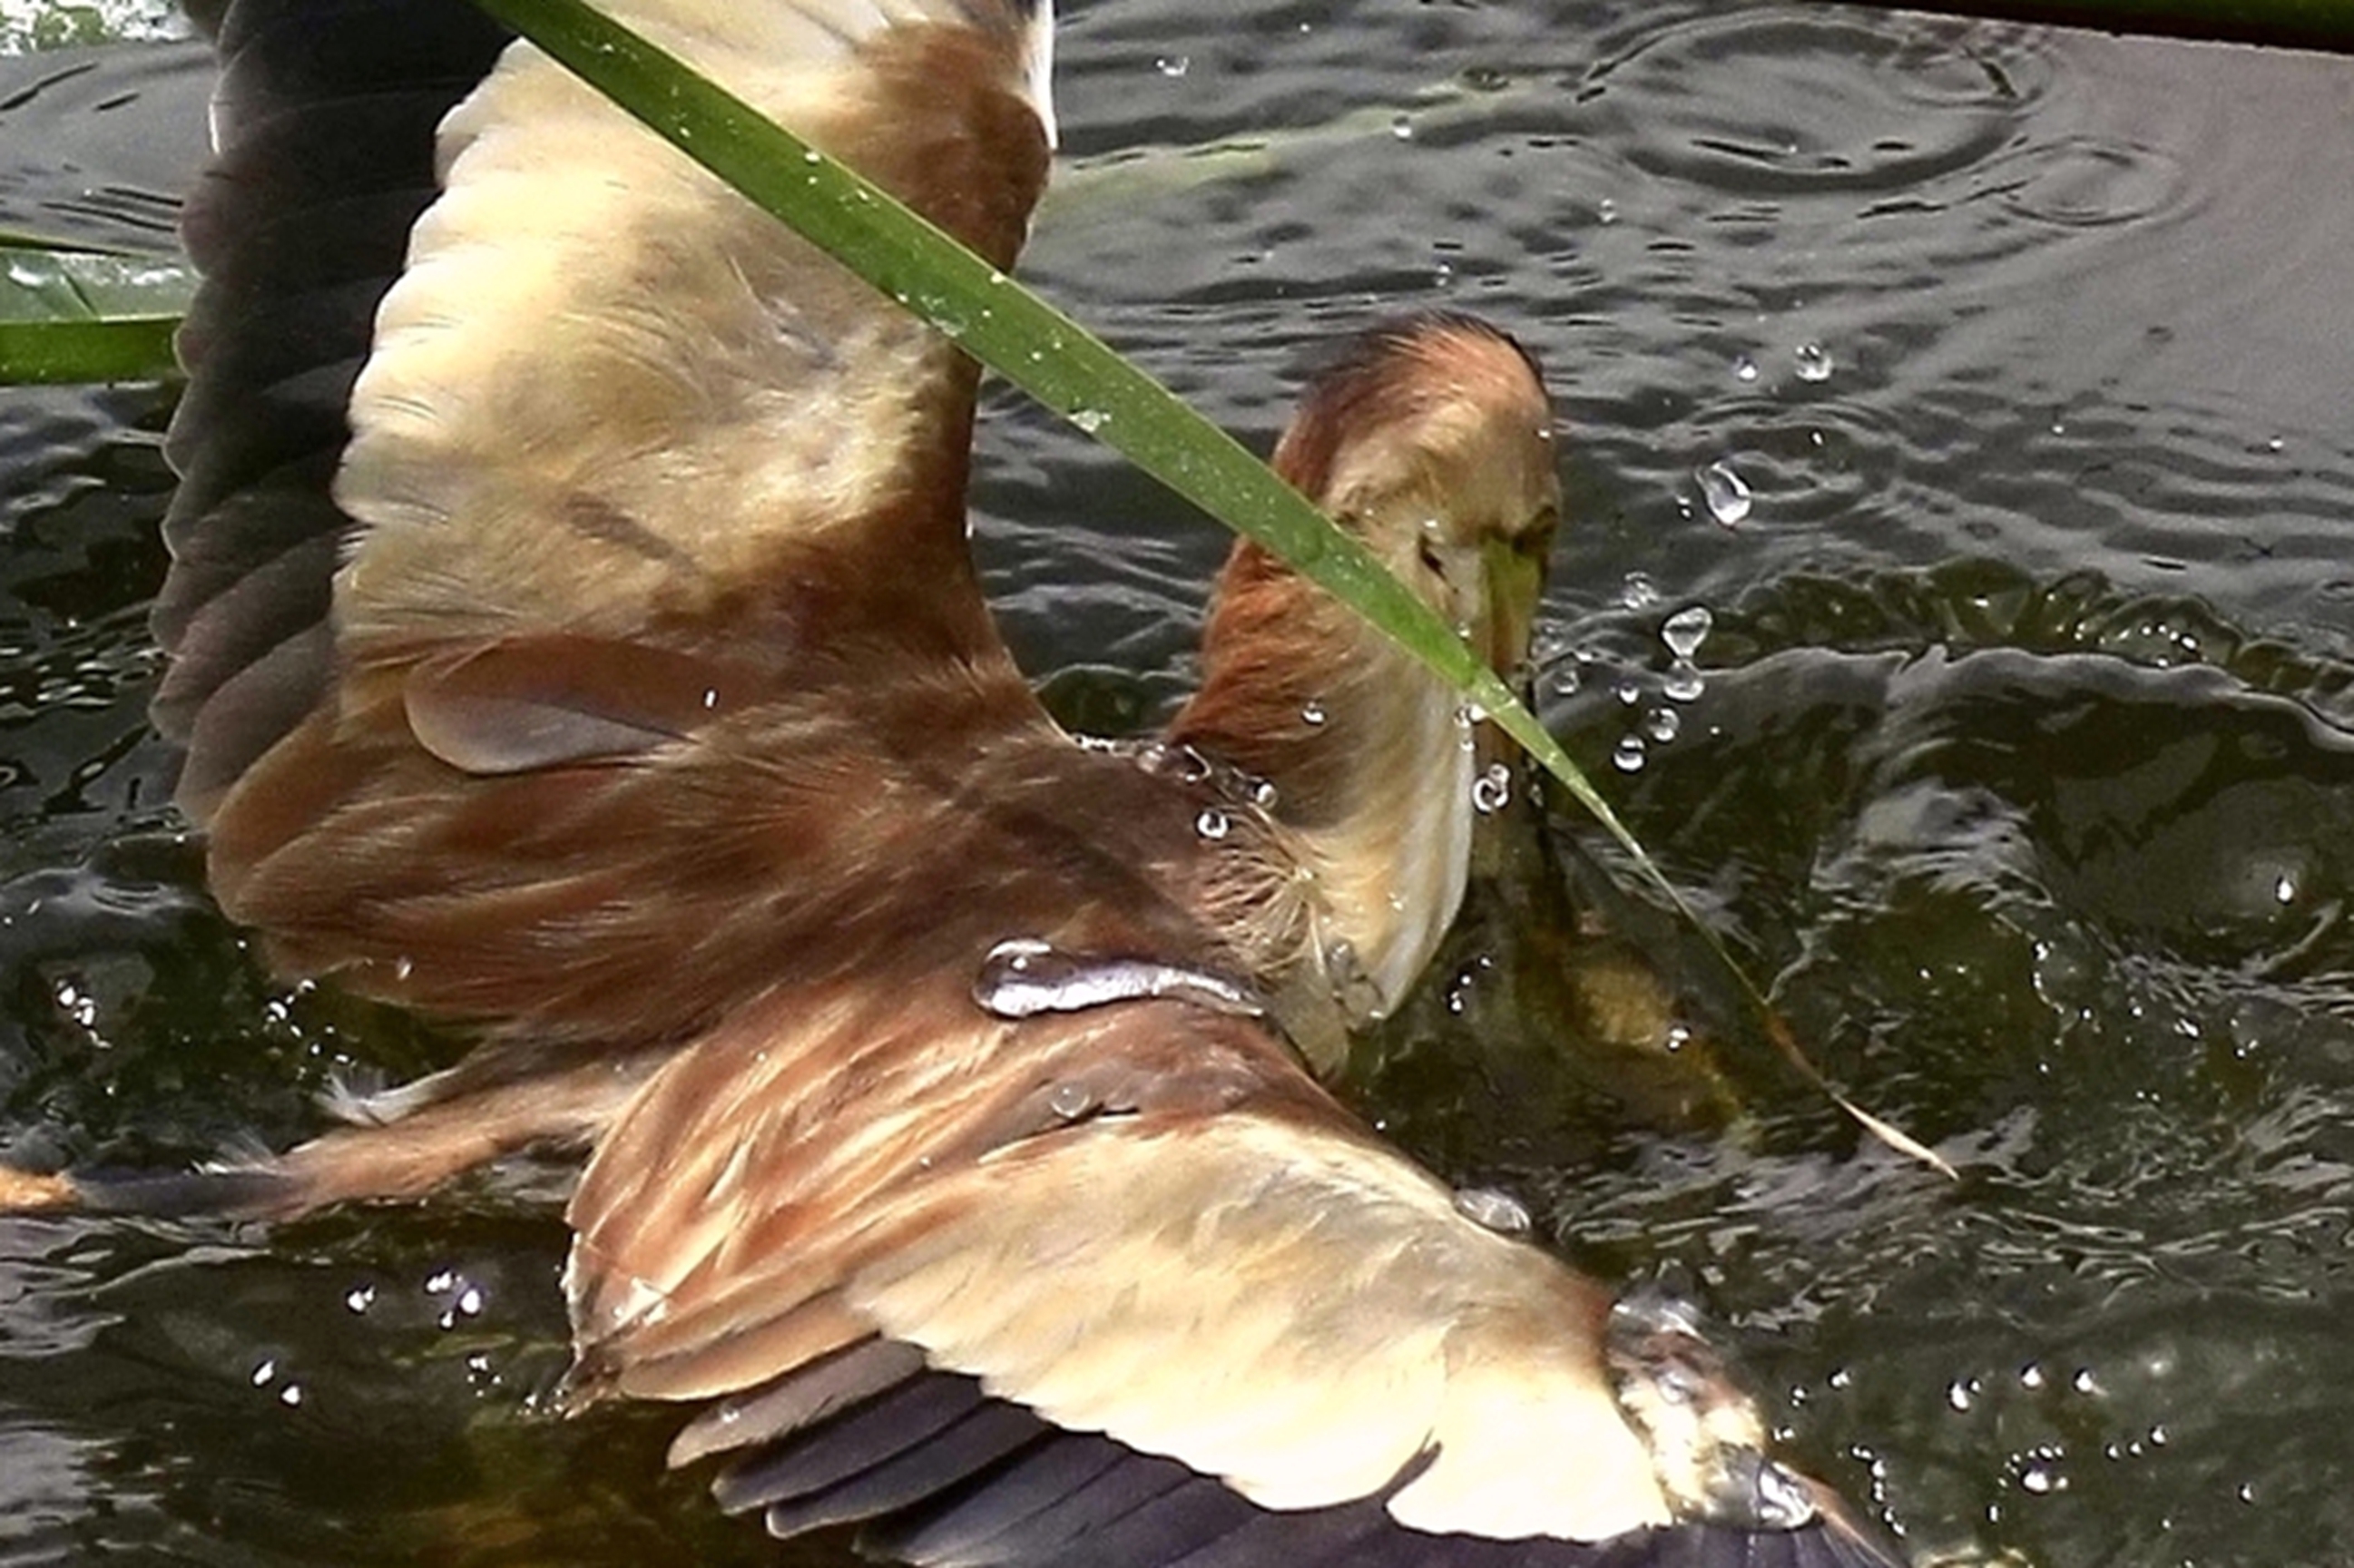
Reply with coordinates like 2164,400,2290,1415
1,1,1910,1563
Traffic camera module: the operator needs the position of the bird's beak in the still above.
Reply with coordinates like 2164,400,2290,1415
1480,534,1545,679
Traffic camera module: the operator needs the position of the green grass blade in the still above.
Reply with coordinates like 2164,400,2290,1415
0,247,192,384
0,317,179,384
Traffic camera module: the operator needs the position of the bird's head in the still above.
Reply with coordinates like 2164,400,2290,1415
1270,312,1560,678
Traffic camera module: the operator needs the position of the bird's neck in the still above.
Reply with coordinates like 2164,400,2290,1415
1168,544,1477,1042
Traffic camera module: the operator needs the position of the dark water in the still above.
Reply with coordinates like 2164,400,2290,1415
5,4,2354,1564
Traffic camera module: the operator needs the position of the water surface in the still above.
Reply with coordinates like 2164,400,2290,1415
4,4,2353,1565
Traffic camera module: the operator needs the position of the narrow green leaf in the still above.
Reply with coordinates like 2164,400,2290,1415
0,317,180,385
0,247,191,384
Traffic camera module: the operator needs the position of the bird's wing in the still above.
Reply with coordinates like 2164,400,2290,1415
158,0,1054,818
564,973,1904,1566
155,0,1065,1041
155,0,514,810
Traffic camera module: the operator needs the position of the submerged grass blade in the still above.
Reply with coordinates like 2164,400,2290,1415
0,247,191,384
467,0,1944,1170
0,317,179,384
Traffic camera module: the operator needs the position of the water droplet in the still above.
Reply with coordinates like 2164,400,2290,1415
1390,113,1415,141
2275,875,2297,905
1663,662,1706,703
344,1285,377,1315
1619,572,1661,610
1660,604,1713,660
1732,354,1760,384
1947,1378,1977,1412
1613,736,1647,772
1047,1082,1095,1120
1300,701,1328,726
1196,808,1231,840
1596,197,1619,225
1154,54,1190,77
1643,708,1681,744
1794,341,1834,382
1472,763,1512,815
1070,407,1109,435
1612,680,1642,707
1548,662,1584,697
979,946,1265,1021
456,1285,485,1318
251,1359,277,1387
1696,460,1752,528
1454,1187,1532,1236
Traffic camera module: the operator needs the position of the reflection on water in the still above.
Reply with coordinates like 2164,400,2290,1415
5,3,2354,1565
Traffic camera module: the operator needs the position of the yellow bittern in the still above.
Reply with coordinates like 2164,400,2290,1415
2,2,1908,1563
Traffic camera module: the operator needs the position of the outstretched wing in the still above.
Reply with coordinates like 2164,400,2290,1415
563,972,1902,1567
156,0,1062,1044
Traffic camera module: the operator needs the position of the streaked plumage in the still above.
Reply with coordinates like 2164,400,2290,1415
3,2,1910,1563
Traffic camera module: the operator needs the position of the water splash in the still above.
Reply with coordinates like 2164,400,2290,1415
975,938,1265,1021
1663,662,1707,703
1472,762,1512,815
1662,604,1714,660
1696,460,1753,528
1454,1187,1533,1235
